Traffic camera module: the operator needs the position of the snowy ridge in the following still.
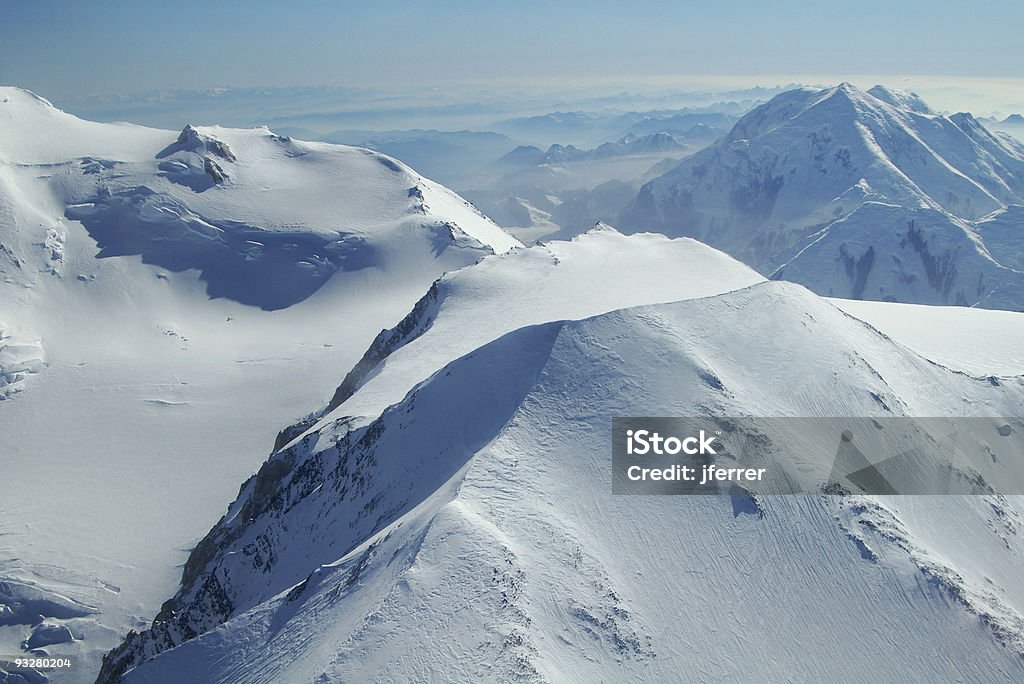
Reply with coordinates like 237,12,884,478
0,85,519,681
619,83,1024,309
976,204,1024,271
97,227,767,680
103,243,1024,681
288,225,765,448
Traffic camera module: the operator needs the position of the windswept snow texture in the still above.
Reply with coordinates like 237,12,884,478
620,83,1024,310
0,86,518,682
1,87,517,311
320,224,765,423
105,240,1024,682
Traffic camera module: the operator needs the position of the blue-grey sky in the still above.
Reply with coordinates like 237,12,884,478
3,0,1022,99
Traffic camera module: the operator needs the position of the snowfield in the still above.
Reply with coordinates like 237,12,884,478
103,232,1024,682
0,86,516,682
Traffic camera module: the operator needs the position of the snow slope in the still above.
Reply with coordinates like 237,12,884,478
832,297,1024,376
0,87,515,311
103,231,1024,682
0,86,517,682
619,83,1024,310
95,225,768,680
316,224,765,436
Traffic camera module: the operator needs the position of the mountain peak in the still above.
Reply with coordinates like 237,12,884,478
584,221,620,235
0,85,58,111
619,83,1024,309
165,124,237,162
950,111,982,128
821,82,872,109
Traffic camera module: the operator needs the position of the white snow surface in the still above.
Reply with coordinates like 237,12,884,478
105,234,1024,682
304,224,766,444
0,87,516,253
832,297,1024,376
0,86,517,682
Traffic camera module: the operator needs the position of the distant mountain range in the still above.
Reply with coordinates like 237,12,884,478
493,107,744,148
620,83,1024,309
499,131,712,167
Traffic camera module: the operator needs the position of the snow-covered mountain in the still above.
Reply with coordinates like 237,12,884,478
0,87,516,311
7,83,1024,683
619,83,1024,309
0,86,518,682
100,226,1024,683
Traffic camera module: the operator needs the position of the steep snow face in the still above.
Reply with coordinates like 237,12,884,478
770,201,1024,308
865,85,935,114
975,204,1024,271
315,225,765,434
0,87,517,311
0,87,518,681
95,227,767,680
619,83,1024,309
104,280,1024,683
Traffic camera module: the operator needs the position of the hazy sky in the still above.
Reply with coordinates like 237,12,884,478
3,0,1023,103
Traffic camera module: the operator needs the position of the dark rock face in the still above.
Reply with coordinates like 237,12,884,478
162,125,237,163
903,220,958,298
98,324,559,683
24,623,74,650
202,157,227,185
839,244,876,300
327,281,441,413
